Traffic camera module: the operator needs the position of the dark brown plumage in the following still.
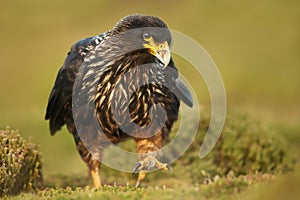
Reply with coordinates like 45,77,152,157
45,14,192,187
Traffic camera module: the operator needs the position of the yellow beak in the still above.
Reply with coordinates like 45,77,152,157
144,39,171,67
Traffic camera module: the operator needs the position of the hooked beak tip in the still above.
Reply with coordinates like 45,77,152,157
157,48,171,67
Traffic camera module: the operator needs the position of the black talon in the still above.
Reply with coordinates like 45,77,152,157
147,160,156,171
132,162,142,174
166,163,172,173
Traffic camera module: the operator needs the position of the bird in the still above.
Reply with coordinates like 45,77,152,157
45,14,193,188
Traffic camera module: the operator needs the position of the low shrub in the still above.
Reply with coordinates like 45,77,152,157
0,127,43,197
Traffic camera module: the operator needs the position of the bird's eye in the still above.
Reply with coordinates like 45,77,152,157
143,33,150,40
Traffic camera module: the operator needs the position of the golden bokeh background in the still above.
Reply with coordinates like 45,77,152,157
0,1,299,195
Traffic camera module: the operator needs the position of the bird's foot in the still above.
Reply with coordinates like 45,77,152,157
132,155,172,187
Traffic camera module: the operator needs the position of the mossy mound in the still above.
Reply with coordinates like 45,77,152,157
174,112,296,183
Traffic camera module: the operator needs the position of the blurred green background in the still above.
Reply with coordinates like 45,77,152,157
0,0,299,183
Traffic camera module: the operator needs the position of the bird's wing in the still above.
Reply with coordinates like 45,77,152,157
45,34,105,135
173,78,193,107
165,59,193,107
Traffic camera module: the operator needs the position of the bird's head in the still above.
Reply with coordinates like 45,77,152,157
112,14,172,67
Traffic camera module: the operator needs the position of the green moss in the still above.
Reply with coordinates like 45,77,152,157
0,127,43,197
1,112,298,199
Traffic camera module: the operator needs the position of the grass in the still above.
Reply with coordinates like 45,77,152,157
5,171,300,200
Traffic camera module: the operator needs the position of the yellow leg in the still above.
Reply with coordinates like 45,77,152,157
133,133,172,187
90,167,101,188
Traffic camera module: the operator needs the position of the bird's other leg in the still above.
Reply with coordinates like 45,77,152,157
76,138,103,188
67,115,103,188
88,159,101,188
132,132,172,187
